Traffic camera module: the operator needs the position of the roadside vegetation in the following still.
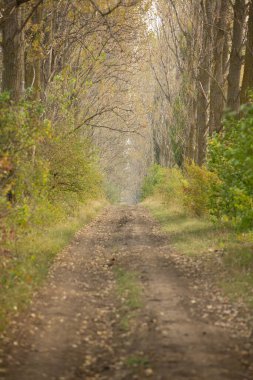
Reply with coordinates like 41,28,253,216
141,108,253,308
0,94,107,331
0,94,106,331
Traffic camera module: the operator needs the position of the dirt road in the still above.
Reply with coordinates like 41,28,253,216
1,206,252,380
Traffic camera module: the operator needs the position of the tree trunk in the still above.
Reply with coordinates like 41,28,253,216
209,0,228,135
185,98,196,161
42,2,55,92
241,0,253,104
25,4,43,99
196,71,209,165
184,3,198,162
227,0,247,110
2,1,25,100
196,0,214,165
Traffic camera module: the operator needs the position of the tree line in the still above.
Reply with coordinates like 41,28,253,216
149,0,253,166
0,0,150,237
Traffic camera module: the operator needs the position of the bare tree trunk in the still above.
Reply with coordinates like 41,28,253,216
184,3,198,162
2,1,25,100
25,3,43,99
185,98,196,161
42,7,54,91
33,5,43,99
222,14,230,82
196,71,209,165
196,1,214,165
241,0,253,104
209,0,228,135
227,0,247,110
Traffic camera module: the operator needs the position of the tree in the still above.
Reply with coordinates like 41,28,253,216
241,0,253,104
209,0,229,134
196,1,214,164
2,1,25,100
227,0,247,111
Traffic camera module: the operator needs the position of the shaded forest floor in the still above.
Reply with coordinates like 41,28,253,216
0,206,253,380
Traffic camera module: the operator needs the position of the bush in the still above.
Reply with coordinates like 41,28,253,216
0,93,103,240
142,105,253,231
182,163,219,217
141,164,184,206
141,164,165,199
45,135,102,208
0,93,51,230
141,163,219,218
207,105,253,229
156,167,184,205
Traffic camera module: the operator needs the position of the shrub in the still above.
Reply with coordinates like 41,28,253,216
45,135,102,209
156,167,184,205
141,164,165,199
141,163,219,218
0,93,51,231
0,93,103,239
182,163,219,217
141,164,184,207
207,105,253,229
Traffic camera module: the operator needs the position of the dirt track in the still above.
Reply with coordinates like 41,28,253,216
1,206,253,380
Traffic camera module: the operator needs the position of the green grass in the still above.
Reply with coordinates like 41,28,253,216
0,200,107,332
144,198,229,256
143,197,253,308
126,355,149,368
114,268,142,330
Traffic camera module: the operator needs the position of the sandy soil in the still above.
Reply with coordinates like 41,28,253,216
0,205,252,380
